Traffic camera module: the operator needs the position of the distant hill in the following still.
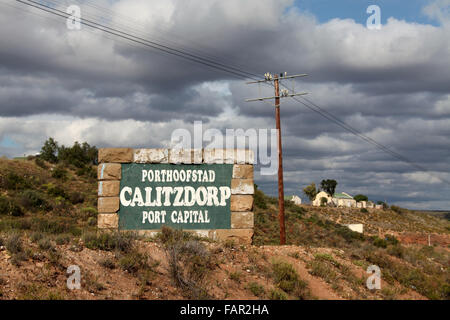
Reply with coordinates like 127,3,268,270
0,158,448,300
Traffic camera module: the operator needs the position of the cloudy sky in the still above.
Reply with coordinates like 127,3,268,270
0,0,449,209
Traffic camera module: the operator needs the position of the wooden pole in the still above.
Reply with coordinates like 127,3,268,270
274,75,286,245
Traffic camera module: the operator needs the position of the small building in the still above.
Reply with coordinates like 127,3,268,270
286,195,302,205
332,192,357,208
312,191,332,206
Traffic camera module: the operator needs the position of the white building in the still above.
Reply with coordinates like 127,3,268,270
311,191,332,206
286,195,302,205
312,191,357,208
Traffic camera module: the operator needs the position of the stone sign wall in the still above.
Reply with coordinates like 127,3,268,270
97,148,255,244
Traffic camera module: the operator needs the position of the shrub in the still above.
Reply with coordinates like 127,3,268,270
6,233,23,254
31,217,72,235
272,260,310,299
51,166,68,180
157,226,192,245
308,260,338,283
76,166,96,179
30,232,44,243
360,208,369,213
38,238,54,251
19,190,48,211
119,250,150,274
82,232,135,253
229,271,242,283
254,189,267,209
391,205,403,214
44,183,66,198
34,157,48,169
87,217,97,226
248,282,265,297
373,237,388,248
68,192,84,205
385,235,399,246
0,196,23,217
387,244,404,258
55,234,71,245
269,289,288,300
10,252,28,266
160,227,213,299
99,257,116,269
81,207,97,217
1,172,30,190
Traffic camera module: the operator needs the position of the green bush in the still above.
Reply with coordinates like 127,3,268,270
373,237,388,248
82,232,135,253
76,165,96,179
81,207,97,217
87,217,97,226
272,260,310,299
269,288,288,300
44,183,66,199
19,190,49,211
38,238,54,251
248,282,265,297
55,234,71,245
159,227,213,299
0,196,24,217
1,172,30,190
6,233,23,254
254,189,267,209
390,205,403,214
34,157,48,169
30,232,44,243
51,166,68,180
119,250,150,274
385,235,399,246
57,141,98,167
68,192,84,205
360,208,369,213
99,257,116,269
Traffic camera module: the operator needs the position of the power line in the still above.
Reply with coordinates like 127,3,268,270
16,0,258,81
10,0,450,185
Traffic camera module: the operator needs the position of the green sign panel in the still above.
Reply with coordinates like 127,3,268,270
118,164,233,230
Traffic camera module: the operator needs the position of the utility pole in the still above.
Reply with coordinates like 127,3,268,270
246,73,307,245
274,74,286,244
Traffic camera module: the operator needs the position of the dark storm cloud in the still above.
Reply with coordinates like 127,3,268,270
0,0,449,209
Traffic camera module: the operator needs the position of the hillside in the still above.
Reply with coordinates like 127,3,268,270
0,157,449,300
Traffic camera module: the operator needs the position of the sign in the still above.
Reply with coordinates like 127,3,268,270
118,163,233,230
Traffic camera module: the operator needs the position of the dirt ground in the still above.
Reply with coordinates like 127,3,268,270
0,240,427,300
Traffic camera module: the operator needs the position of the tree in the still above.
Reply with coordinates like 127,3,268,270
58,141,98,167
40,138,58,163
303,183,318,201
354,194,368,202
320,179,337,196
